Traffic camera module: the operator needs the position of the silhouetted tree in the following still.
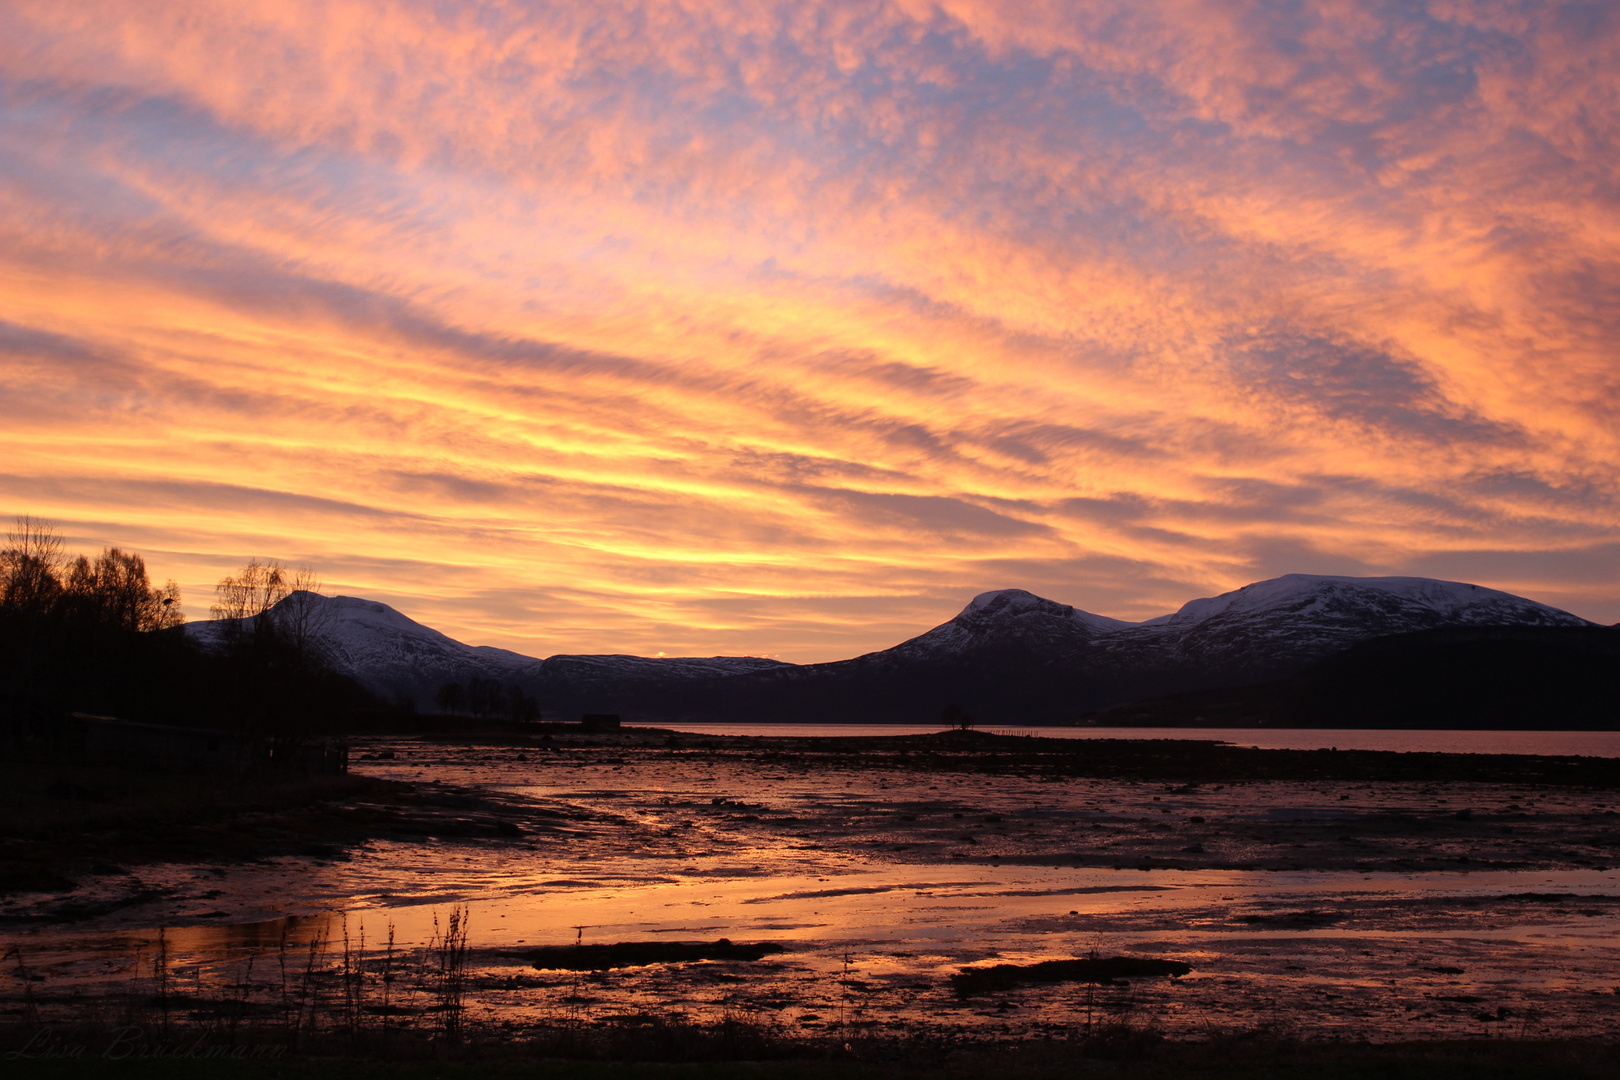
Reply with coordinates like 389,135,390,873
942,703,975,731
506,683,539,723
0,517,375,752
0,515,66,620
60,547,184,633
435,681,466,715
466,676,503,720
211,559,329,657
211,557,287,624
208,558,359,757
274,574,333,664
1,517,189,736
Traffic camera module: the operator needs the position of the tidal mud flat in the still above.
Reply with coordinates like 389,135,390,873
4,729,1620,1056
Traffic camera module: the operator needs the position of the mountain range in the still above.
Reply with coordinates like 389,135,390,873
188,574,1617,728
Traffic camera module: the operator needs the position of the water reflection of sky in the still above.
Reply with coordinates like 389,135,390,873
10,861,1620,1039
6,742,1620,1040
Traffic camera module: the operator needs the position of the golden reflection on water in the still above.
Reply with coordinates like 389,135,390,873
6,741,1620,1039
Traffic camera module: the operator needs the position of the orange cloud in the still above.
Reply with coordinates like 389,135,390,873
1,0,1617,659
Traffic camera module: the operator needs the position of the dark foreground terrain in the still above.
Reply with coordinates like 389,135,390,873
4,728,1620,1071
4,1037,1620,1080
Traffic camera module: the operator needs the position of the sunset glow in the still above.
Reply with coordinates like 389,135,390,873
3,0,1617,659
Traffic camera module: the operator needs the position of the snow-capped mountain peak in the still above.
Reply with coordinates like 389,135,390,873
1158,574,1586,629
883,588,1131,658
964,588,1044,613
187,574,1596,724
318,595,527,658
962,588,1134,632
188,592,793,709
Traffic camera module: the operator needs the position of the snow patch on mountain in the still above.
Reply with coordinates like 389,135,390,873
1156,574,1583,628
1083,573,1593,687
187,575,1592,721
964,588,1135,630
188,592,794,706
885,588,1132,660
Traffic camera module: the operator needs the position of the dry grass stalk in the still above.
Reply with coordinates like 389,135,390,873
151,927,171,1041
430,906,472,1042
4,946,41,1029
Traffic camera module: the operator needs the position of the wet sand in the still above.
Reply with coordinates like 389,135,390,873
4,729,1620,1045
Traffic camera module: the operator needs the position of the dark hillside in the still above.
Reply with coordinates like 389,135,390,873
1084,624,1620,730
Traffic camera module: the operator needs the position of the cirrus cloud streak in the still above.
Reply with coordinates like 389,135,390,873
1,0,1617,658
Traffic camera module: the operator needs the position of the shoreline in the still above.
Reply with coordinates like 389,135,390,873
4,730,1620,1054
6,728,1620,910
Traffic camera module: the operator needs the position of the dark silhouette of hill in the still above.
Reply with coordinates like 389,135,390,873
183,574,1609,729
636,580,1600,726
1082,624,1620,730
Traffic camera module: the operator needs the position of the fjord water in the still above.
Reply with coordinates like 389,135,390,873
661,724,1620,757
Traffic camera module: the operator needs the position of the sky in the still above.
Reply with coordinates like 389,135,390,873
2,0,1617,662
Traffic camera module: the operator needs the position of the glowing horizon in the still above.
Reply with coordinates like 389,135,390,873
3,1,1617,661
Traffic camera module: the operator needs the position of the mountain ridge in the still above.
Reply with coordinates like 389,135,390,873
186,573,1595,724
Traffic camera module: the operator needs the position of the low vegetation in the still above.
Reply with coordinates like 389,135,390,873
6,905,1616,1077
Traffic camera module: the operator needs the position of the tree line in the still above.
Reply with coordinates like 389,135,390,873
0,515,183,634
434,677,539,722
0,516,376,746
2,515,554,748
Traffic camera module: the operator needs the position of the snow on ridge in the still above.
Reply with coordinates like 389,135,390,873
193,592,795,675
1161,574,1588,626
938,575,1588,648
193,577,1590,707
309,597,793,672
965,588,1044,612
960,588,1134,632
316,594,471,648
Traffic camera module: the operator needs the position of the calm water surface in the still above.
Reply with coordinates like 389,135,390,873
660,723,1620,757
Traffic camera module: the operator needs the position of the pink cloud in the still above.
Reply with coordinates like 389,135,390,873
1,0,1617,655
